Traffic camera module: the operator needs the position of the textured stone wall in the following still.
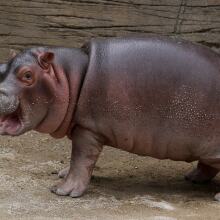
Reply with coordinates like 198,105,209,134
0,0,219,60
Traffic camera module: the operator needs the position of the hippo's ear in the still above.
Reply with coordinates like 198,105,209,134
9,49,17,59
38,52,54,69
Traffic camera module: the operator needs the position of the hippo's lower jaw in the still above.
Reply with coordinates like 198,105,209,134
0,105,25,135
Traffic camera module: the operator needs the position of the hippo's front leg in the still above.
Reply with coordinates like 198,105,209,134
51,126,103,197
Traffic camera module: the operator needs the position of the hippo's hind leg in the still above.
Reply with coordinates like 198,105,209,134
185,161,218,184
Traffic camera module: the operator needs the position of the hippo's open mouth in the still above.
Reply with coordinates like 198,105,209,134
0,105,24,135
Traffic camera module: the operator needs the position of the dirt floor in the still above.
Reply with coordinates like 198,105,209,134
0,132,220,220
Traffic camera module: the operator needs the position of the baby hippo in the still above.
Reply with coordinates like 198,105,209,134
0,36,220,200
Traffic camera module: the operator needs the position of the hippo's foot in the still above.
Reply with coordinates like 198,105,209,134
50,176,88,197
185,169,211,184
185,162,218,184
58,166,69,178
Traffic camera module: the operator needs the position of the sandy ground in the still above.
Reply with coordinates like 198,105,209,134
0,132,220,220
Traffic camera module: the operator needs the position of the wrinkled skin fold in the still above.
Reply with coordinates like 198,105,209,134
0,36,220,201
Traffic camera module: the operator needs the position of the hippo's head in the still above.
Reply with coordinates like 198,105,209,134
0,48,68,136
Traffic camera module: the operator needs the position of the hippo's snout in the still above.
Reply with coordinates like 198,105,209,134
0,93,19,115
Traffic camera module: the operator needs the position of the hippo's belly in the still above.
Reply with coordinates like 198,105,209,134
105,116,220,161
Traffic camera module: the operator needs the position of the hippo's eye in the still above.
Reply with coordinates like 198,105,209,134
18,71,34,85
24,72,32,80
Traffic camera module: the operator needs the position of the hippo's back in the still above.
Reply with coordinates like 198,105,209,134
76,36,220,161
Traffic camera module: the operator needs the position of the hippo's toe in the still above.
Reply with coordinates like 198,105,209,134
50,183,71,196
50,177,87,197
214,193,220,202
58,166,70,178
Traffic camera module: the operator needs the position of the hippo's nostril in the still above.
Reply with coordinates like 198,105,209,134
0,94,19,115
0,89,7,96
